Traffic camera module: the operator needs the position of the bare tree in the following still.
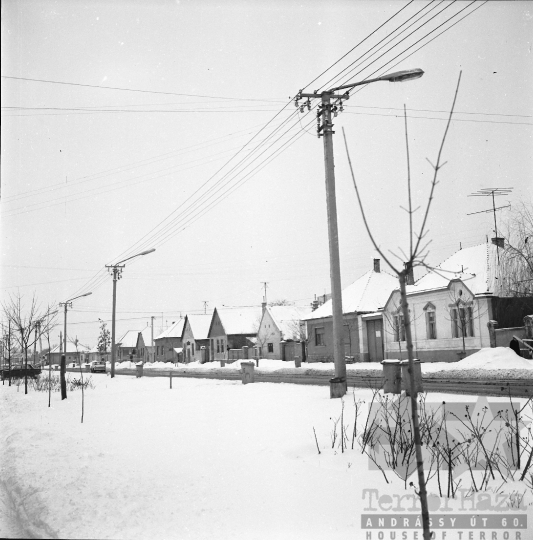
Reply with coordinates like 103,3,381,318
1,320,15,386
500,201,533,297
446,286,486,359
342,73,462,540
72,337,86,423
97,319,111,362
270,299,294,306
40,316,58,407
2,293,56,395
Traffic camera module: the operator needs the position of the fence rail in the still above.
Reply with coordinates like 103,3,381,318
101,368,533,397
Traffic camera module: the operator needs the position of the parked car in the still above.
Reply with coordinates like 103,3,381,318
67,363,78,368
1,364,42,380
90,360,106,373
51,364,60,371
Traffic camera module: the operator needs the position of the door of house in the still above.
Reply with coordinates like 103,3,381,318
343,325,352,357
367,319,384,362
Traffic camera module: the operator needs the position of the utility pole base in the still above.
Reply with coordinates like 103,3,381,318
329,377,347,399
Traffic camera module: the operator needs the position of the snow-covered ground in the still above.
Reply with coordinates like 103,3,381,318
1,369,532,540
113,347,533,381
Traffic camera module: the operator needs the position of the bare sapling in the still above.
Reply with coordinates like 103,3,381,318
342,72,462,540
313,427,321,455
73,338,85,423
352,393,364,450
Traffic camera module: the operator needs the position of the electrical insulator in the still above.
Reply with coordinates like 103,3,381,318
295,100,299,108
299,105,305,113
306,100,311,111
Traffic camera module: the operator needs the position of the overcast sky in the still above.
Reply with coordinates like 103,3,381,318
1,0,531,348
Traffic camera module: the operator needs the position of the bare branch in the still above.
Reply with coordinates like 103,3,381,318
404,105,414,258
413,72,462,262
342,127,399,274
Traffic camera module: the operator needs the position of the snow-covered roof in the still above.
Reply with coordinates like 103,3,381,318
136,327,152,346
407,242,500,296
304,270,398,320
154,318,185,340
267,306,311,339
217,307,262,335
117,330,142,348
51,342,91,354
185,314,212,340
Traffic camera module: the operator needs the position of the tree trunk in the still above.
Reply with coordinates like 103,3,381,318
24,346,28,395
60,353,67,400
399,270,431,540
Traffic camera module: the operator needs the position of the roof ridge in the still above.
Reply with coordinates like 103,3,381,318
355,270,375,312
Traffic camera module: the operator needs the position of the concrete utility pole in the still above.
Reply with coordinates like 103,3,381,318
59,292,92,399
106,248,156,378
296,68,424,398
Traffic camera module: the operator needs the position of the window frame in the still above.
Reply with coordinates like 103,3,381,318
450,302,474,338
393,312,405,342
315,327,325,347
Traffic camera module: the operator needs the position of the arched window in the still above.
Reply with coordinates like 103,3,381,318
393,309,405,342
450,300,474,338
423,302,437,340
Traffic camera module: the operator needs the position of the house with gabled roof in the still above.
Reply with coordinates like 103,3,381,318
136,327,155,363
208,307,261,361
153,318,185,363
116,330,141,361
49,342,92,365
383,241,533,362
181,313,212,363
303,259,398,363
257,305,311,360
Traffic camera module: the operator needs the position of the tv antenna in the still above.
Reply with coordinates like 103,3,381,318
467,187,513,262
202,301,209,314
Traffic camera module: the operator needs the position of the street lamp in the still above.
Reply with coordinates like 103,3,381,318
295,68,424,398
106,248,156,378
59,292,92,399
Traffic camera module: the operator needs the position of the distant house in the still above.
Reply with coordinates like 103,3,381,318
154,319,185,363
136,328,155,363
181,313,212,363
383,241,533,363
208,307,261,361
116,330,142,361
304,259,398,363
49,342,92,365
257,304,311,360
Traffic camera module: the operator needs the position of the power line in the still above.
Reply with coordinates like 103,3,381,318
2,123,267,204
318,0,445,92
336,1,476,92
1,75,281,102
349,0,488,99
63,1,490,302
300,0,416,92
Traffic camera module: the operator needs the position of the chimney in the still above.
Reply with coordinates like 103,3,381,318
373,258,381,273
404,263,415,286
491,237,505,248
262,298,267,314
